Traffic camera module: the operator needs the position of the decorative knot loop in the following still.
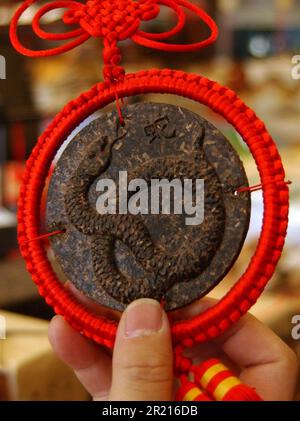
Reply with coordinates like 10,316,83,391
63,0,159,40
10,0,219,82
62,0,160,82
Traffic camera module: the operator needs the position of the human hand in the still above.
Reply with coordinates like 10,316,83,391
48,289,299,401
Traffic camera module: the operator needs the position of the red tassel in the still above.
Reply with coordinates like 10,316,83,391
176,376,212,401
222,384,262,401
193,359,263,401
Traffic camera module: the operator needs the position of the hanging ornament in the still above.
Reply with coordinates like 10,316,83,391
10,0,290,401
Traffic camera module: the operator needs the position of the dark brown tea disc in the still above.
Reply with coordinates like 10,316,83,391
46,103,250,311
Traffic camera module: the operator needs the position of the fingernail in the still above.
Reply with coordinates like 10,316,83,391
125,299,163,338
51,315,60,323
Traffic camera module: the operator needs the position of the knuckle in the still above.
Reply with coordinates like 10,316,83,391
281,347,299,372
120,355,172,385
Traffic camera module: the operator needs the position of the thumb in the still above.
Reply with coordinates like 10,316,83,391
109,299,173,401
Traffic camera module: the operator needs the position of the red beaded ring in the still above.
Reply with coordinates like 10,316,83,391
18,69,289,350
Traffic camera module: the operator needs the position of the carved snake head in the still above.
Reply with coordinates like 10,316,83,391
84,135,111,177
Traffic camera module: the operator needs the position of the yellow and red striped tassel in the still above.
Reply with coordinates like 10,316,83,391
193,359,262,401
176,376,213,401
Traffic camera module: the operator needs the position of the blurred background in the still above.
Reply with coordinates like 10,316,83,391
0,0,299,400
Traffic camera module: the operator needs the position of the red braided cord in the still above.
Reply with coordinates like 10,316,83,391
137,0,186,41
10,0,90,57
25,229,66,243
17,69,289,350
237,183,265,194
236,181,291,194
10,0,218,81
133,0,219,51
32,1,85,41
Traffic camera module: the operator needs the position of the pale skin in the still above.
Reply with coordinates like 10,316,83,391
48,284,299,401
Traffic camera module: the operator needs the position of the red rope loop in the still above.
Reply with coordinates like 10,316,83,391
17,69,289,351
10,0,218,82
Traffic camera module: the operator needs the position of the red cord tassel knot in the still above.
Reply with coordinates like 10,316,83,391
193,359,263,401
63,0,159,40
